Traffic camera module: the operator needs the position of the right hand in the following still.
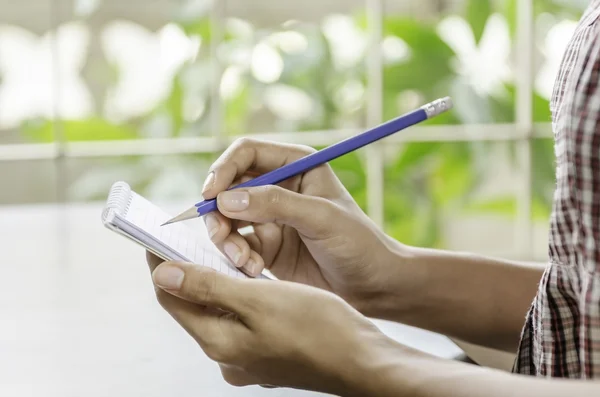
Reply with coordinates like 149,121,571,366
201,138,401,311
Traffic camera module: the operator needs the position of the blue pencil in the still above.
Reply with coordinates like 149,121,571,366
162,96,453,226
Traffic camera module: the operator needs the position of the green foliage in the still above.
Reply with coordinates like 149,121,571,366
328,150,367,211
503,0,587,38
162,77,185,136
382,17,455,97
22,118,139,142
224,81,251,135
18,0,568,248
502,0,518,39
466,0,492,44
465,196,516,216
383,142,480,247
179,18,213,40
531,138,556,215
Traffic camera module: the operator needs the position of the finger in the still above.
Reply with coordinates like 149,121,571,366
217,233,265,277
237,220,254,231
246,223,282,267
205,213,266,277
202,138,316,199
232,173,297,194
155,288,220,336
220,365,260,387
229,173,300,196
228,226,278,276
151,261,265,320
154,289,248,363
216,232,251,269
217,185,341,239
202,173,258,243
243,250,265,278
243,231,262,254
203,212,251,244
232,174,254,187
146,250,163,272
203,212,232,243
225,175,250,193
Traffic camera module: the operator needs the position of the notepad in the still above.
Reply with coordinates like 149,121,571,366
101,181,266,279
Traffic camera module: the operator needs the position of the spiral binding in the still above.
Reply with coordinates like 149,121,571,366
101,181,133,222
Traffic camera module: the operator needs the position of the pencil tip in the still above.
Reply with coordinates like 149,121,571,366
160,206,200,227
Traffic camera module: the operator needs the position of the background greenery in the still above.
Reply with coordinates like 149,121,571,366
16,0,585,248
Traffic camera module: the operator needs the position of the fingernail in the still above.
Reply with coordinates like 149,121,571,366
153,266,184,290
244,258,258,276
219,191,249,212
224,241,242,266
204,214,220,238
202,172,215,196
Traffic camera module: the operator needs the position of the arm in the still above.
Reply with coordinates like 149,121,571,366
147,256,594,397
364,243,544,352
192,136,543,353
359,340,599,397
364,25,600,393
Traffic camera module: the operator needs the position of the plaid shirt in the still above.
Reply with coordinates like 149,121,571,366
513,1,600,377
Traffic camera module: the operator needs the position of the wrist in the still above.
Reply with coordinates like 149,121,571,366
358,239,427,320
343,332,423,397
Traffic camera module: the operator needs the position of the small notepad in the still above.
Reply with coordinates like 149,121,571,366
101,181,266,279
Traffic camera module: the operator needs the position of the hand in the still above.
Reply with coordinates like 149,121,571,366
147,255,395,396
201,138,401,312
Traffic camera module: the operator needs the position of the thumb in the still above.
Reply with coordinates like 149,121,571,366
216,185,340,239
152,261,258,318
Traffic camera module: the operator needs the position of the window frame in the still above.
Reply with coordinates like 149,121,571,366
0,0,540,260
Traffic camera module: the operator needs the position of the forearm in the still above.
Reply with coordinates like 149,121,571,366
355,341,600,397
365,242,545,352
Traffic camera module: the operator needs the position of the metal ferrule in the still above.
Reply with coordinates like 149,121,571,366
421,96,453,118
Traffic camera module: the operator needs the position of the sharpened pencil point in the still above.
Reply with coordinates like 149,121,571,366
160,206,200,226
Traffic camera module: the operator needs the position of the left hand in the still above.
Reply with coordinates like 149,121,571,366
146,252,395,395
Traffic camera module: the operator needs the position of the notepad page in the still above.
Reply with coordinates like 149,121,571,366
121,192,247,279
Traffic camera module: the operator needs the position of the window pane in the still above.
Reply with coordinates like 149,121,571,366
531,137,555,260
533,1,586,122
0,159,58,204
65,153,214,203
0,0,56,145
15,0,216,145
313,147,367,212
383,141,521,256
382,0,515,126
531,2,588,259
220,5,367,134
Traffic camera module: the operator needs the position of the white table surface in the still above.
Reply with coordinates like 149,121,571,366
0,202,463,397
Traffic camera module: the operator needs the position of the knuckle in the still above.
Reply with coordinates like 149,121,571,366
211,138,256,173
186,269,219,303
294,144,317,155
255,185,286,221
202,271,219,303
264,185,283,206
232,136,255,150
